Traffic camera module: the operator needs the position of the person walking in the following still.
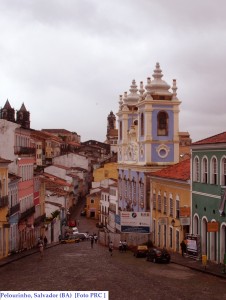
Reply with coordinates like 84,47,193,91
44,236,48,248
180,239,187,257
122,240,127,252
94,233,98,244
109,241,113,256
37,237,44,258
90,235,94,248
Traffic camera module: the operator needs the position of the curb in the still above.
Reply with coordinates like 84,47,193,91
0,242,60,268
171,260,226,280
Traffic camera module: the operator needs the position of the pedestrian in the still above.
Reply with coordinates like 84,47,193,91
94,233,98,244
44,236,48,248
109,241,113,256
37,237,44,258
90,235,94,248
122,240,127,252
119,240,123,252
180,239,187,257
77,219,80,226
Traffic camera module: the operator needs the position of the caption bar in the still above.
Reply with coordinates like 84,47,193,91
0,292,109,300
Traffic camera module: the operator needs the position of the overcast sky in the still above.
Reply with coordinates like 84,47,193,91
0,0,226,143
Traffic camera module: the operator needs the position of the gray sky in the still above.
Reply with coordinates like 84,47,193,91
0,0,226,143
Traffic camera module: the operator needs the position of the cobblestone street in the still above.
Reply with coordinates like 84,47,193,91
1,215,226,300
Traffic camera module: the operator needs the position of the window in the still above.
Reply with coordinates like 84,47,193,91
211,157,218,185
153,191,156,210
169,194,173,217
176,196,180,219
169,227,173,248
193,156,200,182
119,121,122,140
202,157,208,183
157,111,168,136
91,199,95,204
158,192,161,212
140,113,144,136
163,192,167,214
221,157,226,186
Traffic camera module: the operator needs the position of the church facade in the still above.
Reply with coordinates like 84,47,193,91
116,63,181,233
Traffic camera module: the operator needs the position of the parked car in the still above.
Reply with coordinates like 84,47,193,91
146,247,171,263
60,235,80,244
73,233,89,241
72,227,79,234
80,210,86,216
133,245,149,258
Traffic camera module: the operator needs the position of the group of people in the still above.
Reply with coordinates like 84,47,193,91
90,233,98,248
108,240,128,257
119,240,128,253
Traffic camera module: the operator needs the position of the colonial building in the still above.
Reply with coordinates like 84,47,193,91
0,157,11,258
191,132,226,263
150,159,190,254
117,63,181,233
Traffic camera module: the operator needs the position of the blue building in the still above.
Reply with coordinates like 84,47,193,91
116,63,182,233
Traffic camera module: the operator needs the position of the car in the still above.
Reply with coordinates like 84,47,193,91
73,233,89,241
71,227,79,233
133,245,149,258
146,247,171,263
80,210,86,216
60,235,80,244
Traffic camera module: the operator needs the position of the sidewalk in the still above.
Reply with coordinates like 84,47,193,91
0,242,59,268
170,252,226,280
1,242,226,281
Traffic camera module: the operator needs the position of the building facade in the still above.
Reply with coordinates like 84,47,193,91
191,132,226,263
116,63,181,233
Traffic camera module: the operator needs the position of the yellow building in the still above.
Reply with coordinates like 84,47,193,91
86,190,101,220
150,159,190,254
93,163,118,182
0,157,11,259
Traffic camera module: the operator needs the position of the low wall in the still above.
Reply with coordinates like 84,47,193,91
99,231,151,248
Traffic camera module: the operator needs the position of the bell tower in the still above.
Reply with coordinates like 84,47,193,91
16,103,30,129
0,100,15,122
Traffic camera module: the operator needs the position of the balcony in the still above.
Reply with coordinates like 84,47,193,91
34,213,46,226
14,146,35,156
0,195,9,208
19,205,35,221
9,203,20,215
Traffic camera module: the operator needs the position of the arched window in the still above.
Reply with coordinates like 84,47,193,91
210,156,218,185
193,156,200,182
157,111,168,136
202,157,208,183
221,157,226,186
140,113,144,136
119,121,122,140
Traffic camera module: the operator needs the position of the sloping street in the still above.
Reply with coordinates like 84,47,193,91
0,214,226,300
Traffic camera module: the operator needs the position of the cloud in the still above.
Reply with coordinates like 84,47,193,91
0,0,225,143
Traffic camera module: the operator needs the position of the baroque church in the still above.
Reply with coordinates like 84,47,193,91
117,63,181,226
0,100,30,129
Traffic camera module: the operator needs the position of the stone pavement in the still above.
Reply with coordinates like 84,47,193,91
1,241,226,281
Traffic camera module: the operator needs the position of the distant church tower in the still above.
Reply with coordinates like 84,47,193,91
105,111,118,155
16,103,30,129
0,100,15,122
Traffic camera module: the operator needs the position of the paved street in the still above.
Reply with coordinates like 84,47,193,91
1,212,226,300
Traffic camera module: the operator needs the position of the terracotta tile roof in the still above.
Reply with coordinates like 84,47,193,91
42,129,71,134
192,132,226,145
0,157,12,164
151,159,190,181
